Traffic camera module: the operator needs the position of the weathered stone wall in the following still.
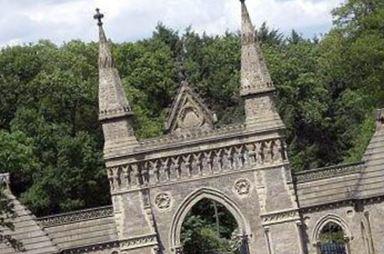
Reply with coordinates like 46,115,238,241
150,171,266,253
300,199,384,254
92,1,384,253
363,200,384,254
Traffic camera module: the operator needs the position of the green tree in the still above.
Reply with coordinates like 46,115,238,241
181,199,238,254
317,0,384,163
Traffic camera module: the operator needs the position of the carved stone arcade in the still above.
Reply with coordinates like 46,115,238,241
107,138,287,193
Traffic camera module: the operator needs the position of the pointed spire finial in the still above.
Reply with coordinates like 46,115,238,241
240,0,273,96
94,8,104,27
94,9,113,68
94,7,137,151
239,0,283,128
240,0,255,45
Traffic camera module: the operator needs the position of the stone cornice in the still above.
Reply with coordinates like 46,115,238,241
293,162,364,183
99,107,133,122
107,137,289,194
143,123,244,148
113,162,289,196
299,195,384,213
120,234,158,251
37,205,113,228
240,85,276,98
260,209,300,226
61,240,119,254
104,123,286,161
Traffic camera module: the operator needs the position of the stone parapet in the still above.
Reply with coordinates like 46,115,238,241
119,234,158,251
294,162,364,183
141,123,245,146
104,122,287,161
61,241,119,254
37,205,113,228
107,137,288,194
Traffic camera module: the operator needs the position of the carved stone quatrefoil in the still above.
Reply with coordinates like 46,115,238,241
234,179,251,196
155,193,172,210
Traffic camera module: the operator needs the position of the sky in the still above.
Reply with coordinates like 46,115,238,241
1,0,345,47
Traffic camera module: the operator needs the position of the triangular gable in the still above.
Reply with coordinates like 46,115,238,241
165,81,216,134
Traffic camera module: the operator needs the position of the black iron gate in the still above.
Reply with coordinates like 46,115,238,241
320,243,347,254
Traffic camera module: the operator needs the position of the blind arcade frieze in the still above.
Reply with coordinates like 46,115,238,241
107,138,288,193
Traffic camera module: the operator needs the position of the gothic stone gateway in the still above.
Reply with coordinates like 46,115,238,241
1,1,384,254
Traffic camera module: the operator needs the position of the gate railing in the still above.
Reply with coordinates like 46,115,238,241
319,242,347,254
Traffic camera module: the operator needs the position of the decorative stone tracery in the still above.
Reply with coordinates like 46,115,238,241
260,209,300,226
107,138,287,192
155,193,172,210
120,234,158,251
234,179,251,196
38,206,113,228
294,162,364,183
165,81,216,134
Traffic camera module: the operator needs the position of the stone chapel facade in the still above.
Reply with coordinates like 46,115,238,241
1,1,384,254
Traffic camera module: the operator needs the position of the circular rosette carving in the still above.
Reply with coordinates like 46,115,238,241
234,179,251,196
155,193,172,210
178,106,204,129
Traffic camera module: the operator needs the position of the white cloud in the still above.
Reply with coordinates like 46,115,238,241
0,0,345,47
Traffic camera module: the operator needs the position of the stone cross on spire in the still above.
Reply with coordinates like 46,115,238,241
94,8,138,154
93,8,104,26
94,8,112,67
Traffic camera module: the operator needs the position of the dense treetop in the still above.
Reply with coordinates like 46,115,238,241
0,0,382,217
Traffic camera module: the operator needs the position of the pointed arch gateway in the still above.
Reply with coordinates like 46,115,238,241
169,188,251,252
312,214,352,254
95,1,304,253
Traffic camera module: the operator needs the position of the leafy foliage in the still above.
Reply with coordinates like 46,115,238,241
319,222,347,244
181,199,238,254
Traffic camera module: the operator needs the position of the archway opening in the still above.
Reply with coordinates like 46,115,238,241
318,222,348,254
180,198,244,254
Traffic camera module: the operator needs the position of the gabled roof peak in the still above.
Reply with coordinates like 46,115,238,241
165,81,216,134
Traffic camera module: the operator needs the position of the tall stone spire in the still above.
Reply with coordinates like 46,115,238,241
240,0,273,96
239,0,284,129
94,9,137,155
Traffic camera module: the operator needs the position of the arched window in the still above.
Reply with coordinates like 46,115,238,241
318,222,348,254
180,198,248,254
